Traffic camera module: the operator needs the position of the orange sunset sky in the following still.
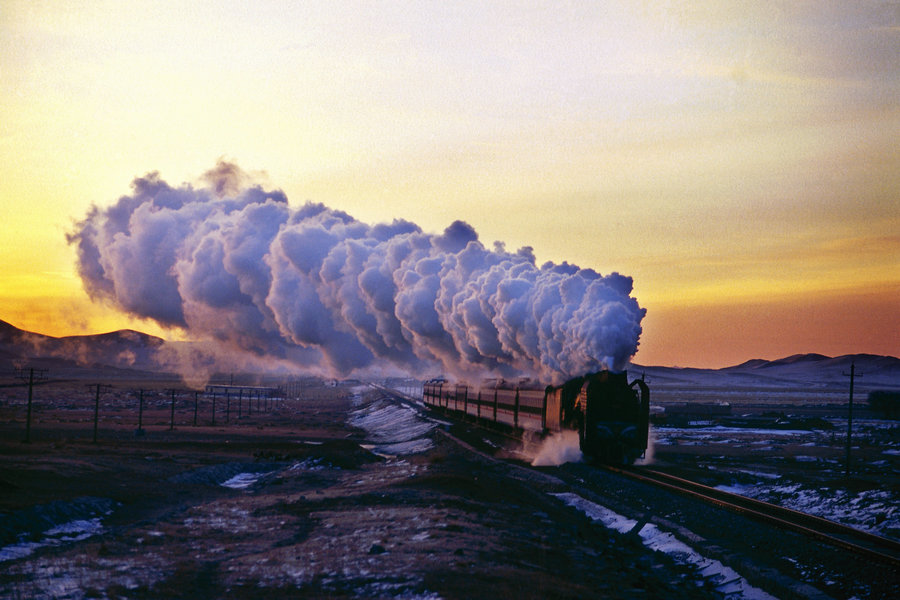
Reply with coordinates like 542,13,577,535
1,1,898,368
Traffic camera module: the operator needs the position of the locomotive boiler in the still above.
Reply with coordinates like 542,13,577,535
422,370,650,464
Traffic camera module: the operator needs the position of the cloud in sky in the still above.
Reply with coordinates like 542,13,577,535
68,163,646,381
1,1,897,367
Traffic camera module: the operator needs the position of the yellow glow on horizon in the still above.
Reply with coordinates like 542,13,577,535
635,283,900,368
0,294,182,341
2,1,898,366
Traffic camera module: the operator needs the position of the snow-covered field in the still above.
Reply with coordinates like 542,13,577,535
650,419,900,540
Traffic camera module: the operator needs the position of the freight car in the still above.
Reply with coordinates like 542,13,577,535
422,370,650,464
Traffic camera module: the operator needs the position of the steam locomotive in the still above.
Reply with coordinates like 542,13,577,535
422,370,650,464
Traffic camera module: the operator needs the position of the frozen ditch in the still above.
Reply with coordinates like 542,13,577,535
552,492,777,600
0,497,116,563
348,390,437,457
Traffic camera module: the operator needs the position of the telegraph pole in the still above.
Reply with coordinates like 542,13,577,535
90,384,112,443
843,362,863,479
93,384,100,443
25,368,35,443
136,389,145,435
169,389,177,430
17,367,47,443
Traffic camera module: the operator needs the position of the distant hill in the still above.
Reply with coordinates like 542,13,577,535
2,318,898,389
757,353,831,367
0,319,165,376
634,352,900,390
724,352,900,380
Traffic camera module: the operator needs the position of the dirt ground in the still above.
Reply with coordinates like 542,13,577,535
0,382,716,599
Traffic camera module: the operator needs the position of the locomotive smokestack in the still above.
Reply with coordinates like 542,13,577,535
69,162,646,382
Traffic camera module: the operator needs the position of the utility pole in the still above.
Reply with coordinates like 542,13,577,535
136,389,145,436
17,367,47,443
169,389,178,430
193,390,199,426
25,368,35,443
842,362,863,479
89,384,112,443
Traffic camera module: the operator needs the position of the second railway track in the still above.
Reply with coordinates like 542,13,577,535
604,465,900,568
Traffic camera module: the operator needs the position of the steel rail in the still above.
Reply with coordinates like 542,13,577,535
603,465,900,568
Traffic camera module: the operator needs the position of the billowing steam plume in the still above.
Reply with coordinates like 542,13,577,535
68,162,645,383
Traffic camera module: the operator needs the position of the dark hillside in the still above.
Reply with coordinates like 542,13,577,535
0,319,165,375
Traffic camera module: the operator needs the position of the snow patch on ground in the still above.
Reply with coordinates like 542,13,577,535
715,482,899,538
0,518,106,563
733,469,781,480
289,457,329,471
552,492,777,599
653,426,818,448
221,457,334,489
0,497,117,563
221,472,263,489
349,393,436,457
655,419,900,540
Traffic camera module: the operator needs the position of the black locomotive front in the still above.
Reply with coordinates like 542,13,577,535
578,371,649,463
546,370,650,463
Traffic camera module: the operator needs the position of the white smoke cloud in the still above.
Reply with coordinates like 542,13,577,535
529,431,584,467
68,162,645,382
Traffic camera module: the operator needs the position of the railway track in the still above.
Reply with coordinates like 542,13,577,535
390,386,900,566
604,464,900,568
384,386,899,596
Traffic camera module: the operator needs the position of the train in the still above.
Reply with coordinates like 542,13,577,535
422,370,650,464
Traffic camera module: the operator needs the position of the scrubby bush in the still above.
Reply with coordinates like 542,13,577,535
868,391,900,419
